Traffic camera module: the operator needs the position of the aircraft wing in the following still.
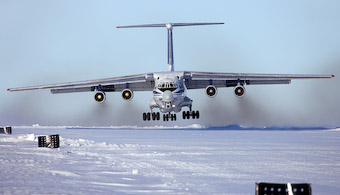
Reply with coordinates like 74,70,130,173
184,71,334,89
7,73,155,93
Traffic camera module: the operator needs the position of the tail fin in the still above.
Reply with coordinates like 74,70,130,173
117,23,224,72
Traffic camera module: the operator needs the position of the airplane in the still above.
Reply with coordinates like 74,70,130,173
7,23,334,122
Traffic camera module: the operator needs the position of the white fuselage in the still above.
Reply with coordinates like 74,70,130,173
150,72,192,113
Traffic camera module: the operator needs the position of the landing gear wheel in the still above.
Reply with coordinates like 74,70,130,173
192,111,196,119
143,113,147,121
163,114,169,121
146,112,151,121
170,114,177,121
186,111,190,119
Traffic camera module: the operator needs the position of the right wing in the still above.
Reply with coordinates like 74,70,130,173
7,73,155,94
184,71,334,89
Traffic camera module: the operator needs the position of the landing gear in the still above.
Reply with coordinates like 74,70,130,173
152,112,160,120
162,113,177,121
142,110,200,121
143,112,160,121
182,110,200,120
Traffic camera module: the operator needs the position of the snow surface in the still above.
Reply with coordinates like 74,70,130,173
1,126,340,194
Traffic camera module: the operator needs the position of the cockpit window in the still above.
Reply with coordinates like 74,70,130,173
158,82,178,92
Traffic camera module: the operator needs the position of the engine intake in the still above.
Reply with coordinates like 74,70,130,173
122,89,133,101
94,91,106,103
206,85,217,97
234,85,245,97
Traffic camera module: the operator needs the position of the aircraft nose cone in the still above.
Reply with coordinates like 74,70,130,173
162,90,173,101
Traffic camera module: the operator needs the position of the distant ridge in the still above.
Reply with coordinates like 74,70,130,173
202,124,332,131
65,124,334,131
11,124,336,131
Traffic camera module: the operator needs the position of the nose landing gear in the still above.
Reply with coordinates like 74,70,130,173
163,113,177,121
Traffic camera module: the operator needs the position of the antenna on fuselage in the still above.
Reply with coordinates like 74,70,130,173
116,22,224,72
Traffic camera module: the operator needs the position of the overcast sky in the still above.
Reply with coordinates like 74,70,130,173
1,0,339,127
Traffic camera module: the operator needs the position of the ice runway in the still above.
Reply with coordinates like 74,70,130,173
1,126,340,194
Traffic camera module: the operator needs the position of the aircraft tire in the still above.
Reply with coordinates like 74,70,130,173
163,114,169,121
170,114,176,121
143,113,146,121
147,112,151,121
196,111,200,119
157,112,160,120
186,111,191,119
192,111,196,119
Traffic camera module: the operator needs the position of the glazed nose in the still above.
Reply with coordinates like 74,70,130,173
162,90,174,102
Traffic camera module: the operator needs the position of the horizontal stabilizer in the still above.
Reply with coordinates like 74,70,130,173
117,22,224,29
117,22,224,72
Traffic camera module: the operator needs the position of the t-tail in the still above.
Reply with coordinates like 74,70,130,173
117,22,224,72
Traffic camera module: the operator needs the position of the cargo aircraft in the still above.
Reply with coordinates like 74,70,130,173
8,23,334,121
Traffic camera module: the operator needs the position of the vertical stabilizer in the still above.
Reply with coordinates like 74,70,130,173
166,24,174,71
117,22,224,72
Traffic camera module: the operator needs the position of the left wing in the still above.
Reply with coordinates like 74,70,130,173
8,73,155,93
184,71,334,89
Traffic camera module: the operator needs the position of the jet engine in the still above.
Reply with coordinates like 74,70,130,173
94,91,106,103
234,85,245,97
122,89,133,101
206,85,217,97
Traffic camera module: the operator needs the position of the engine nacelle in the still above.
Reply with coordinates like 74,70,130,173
234,85,245,97
206,85,217,97
122,89,133,101
94,91,106,103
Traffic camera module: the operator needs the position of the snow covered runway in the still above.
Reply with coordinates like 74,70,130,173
1,127,340,194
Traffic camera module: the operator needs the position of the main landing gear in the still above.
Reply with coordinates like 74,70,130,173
142,112,160,121
142,110,200,121
182,110,200,120
142,112,177,121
